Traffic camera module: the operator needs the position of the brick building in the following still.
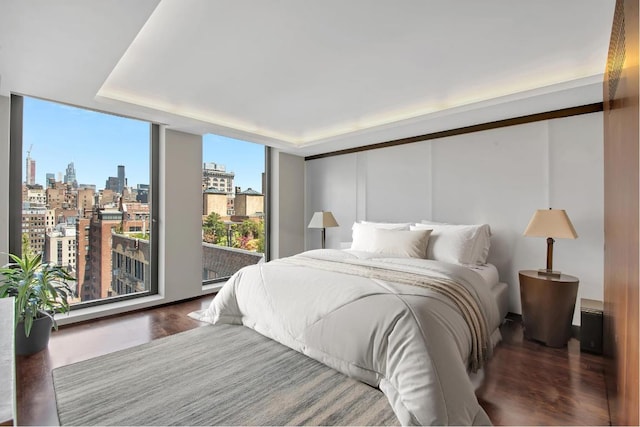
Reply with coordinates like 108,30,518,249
76,209,122,301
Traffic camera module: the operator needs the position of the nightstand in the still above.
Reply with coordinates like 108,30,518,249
519,270,579,347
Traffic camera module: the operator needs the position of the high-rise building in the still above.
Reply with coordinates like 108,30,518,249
46,173,55,187
76,204,150,302
105,176,119,192
45,223,77,275
25,157,36,186
117,165,126,194
76,209,122,301
22,206,46,255
64,162,78,187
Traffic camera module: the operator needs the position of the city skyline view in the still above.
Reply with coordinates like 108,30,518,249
23,97,265,192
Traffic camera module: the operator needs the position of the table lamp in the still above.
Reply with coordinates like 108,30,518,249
308,211,339,249
523,208,578,277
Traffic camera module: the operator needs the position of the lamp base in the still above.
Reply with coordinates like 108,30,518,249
538,269,562,278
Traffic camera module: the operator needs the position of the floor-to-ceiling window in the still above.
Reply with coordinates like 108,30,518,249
10,96,158,307
201,135,266,284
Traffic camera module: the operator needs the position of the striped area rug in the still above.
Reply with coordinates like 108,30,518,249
52,324,398,426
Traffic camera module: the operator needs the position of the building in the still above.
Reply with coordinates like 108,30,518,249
76,188,95,218
136,184,149,203
105,176,119,192
54,209,79,226
45,223,77,274
45,208,56,233
203,189,228,218
99,189,117,207
25,156,35,186
202,162,234,195
117,165,126,194
45,173,55,188
25,185,46,207
234,188,264,217
46,187,65,210
21,206,46,255
76,209,122,301
120,201,150,234
75,217,90,300
64,162,77,187
111,233,149,296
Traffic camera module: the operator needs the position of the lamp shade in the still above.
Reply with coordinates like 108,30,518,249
308,211,339,228
523,209,578,239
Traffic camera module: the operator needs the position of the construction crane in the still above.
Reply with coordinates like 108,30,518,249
26,143,33,159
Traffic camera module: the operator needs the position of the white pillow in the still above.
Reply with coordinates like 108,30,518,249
360,221,411,230
363,228,432,258
351,221,412,252
412,222,491,265
420,220,492,264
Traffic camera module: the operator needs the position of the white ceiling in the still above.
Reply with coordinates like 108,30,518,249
0,0,615,156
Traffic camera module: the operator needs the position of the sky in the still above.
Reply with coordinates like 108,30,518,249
23,97,265,191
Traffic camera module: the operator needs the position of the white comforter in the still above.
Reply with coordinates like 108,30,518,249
191,249,501,425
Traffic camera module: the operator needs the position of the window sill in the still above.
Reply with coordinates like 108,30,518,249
55,284,221,326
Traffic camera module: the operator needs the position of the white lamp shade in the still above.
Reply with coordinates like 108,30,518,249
523,209,578,239
308,211,339,228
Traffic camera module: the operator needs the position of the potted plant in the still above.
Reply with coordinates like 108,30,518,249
0,252,74,355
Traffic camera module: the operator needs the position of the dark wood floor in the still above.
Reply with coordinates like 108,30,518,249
16,295,610,426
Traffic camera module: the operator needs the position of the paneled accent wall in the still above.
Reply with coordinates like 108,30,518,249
306,112,604,325
603,0,640,424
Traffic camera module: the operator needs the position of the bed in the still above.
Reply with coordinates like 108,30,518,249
191,221,507,426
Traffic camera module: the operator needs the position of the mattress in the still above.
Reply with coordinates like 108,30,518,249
469,263,500,287
491,281,509,321
468,263,507,321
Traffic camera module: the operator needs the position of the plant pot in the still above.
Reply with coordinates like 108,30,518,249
15,315,53,356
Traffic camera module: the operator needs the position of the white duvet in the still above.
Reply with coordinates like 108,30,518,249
191,249,501,426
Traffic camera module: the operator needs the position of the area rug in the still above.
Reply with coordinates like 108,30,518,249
52,324,397,426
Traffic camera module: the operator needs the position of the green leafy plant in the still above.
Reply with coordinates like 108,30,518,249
0,252,74,337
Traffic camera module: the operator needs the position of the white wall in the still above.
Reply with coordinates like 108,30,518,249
0,96,9,265
159,129,203,300
269,149,305,259
305,112,604,325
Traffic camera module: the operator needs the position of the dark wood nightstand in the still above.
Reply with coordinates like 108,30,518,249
519,270,579,348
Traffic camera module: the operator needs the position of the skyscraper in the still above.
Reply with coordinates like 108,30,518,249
25,157,36,186
25,144,36,186
117,165,125,193
64,162,77,187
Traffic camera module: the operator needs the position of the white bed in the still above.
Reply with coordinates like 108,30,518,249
191,246,505,425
